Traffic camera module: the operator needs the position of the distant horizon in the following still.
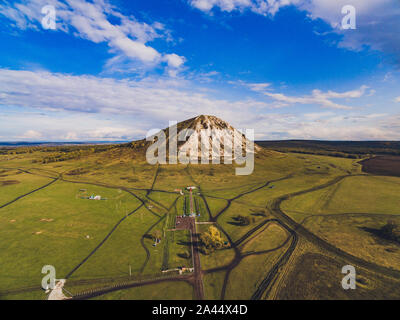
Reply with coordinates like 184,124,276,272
1,139,400,148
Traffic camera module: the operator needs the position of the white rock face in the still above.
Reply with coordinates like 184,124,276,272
167,115,259,162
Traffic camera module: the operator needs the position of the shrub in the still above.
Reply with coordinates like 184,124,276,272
380,221,400,242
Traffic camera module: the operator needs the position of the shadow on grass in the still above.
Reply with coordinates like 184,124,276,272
227,221,246,226
359,227,400,246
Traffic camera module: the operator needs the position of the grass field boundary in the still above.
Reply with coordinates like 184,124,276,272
0,176,58,209
66,203,144,279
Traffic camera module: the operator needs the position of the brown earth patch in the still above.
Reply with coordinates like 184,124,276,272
360,156,400,177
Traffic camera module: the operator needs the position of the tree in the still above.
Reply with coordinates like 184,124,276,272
199,226,225,254
153,229,162,241
234,215,255,226
380,220,400,242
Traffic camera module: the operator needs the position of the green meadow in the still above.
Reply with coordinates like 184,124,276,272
1,145,399,300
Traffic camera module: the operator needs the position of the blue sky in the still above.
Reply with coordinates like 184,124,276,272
0,0,399,141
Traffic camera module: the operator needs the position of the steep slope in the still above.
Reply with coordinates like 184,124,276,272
136,115,260,162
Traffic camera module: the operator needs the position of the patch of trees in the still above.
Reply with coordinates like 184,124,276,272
145,230,162,242
379,221,400,243
0,147,36,155
65,168,89,176
40,150,83,164
233,214,256,226
2,144,119,156
256,140,400,158
199,226,228,255
130,140,148,149
36,145,120,164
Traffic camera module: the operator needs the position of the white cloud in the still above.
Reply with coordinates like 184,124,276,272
189,0,400,63
163,53,186,77
64,131,78,140
395,97,400,103
18,130,43,140
0,0,184,71
189,0,296,15
231,81,271,92
241,112,400,140
0,69,399,141
163,54,186,68
264,86,370,109
236,81,370,109
0,69,271,123
85,127,132,139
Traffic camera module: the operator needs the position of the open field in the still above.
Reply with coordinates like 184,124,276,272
91,281,194,300
276,253,400,300
360,156,400,177
302,215,400,271
282,175,400,218
225,244,290,299
0,169,54,206
1,142,400,300
0,180,142,294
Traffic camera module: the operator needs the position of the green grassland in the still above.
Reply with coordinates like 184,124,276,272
1,144,400,300
276,252,400,300
217,202,270,242
225,243,290,299
280,174,400,270
203,271,226,300
0,169,54,205
301,215,400,271
163,229,193,270
0,181,142,293
91,281,194,300
282,175,400,219
240,223,290,253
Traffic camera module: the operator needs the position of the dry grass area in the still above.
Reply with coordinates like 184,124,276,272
303,214,400,271
276,252,400,300
241,223,289,253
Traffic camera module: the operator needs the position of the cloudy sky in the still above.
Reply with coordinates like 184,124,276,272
0,0,400,141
